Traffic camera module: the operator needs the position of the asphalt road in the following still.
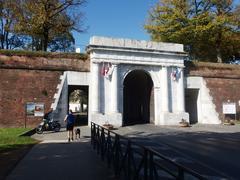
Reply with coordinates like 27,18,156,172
114,124,240,180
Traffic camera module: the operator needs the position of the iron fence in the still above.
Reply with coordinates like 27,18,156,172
91,122,207,180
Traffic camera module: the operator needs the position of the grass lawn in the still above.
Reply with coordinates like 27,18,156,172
0,128,38,179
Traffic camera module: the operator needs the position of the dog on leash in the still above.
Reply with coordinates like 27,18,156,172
75,128,81,139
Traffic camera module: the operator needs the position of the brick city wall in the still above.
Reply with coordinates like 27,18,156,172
0,52,89,128
1,52,240,127
186,62,240,121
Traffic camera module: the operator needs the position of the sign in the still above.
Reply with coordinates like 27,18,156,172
34,103,44,116
26,102,44,117
26,102,35,116
222,103,236,114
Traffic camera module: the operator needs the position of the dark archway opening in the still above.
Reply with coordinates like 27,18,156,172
123,70,153,125
185,89,199,124
68,85,88,126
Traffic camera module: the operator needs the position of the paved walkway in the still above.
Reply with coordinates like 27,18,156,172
6,126,115,180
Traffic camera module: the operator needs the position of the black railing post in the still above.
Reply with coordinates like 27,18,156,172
114,134,120,176
149,151,153,180
91,122,93,144
101,127,105,161
177,167,184,180
144,149,148,180
97,125,100,154
92,123,96,150
107,131,112,168
127,140,132,180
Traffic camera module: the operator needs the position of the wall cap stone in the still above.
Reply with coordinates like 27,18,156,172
88,36,186,54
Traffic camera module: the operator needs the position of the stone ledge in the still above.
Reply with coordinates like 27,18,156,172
89,36,185,53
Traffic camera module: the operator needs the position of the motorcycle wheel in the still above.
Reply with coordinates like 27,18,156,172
54,123,61,132
36,126,43,134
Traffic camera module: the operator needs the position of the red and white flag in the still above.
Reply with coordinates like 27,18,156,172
101,62,114,78
101,62,109,76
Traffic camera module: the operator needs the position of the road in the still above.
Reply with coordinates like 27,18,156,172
114,124,240,180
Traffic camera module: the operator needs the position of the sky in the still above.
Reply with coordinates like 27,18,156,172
73,0,158,52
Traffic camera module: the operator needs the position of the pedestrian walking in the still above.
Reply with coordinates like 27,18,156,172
64,109,75,142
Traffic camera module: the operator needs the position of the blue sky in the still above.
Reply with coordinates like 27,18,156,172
73,0,158,52
74,0,240,52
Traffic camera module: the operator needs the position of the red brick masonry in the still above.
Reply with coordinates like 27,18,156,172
186,62,240,121
0,54,89,127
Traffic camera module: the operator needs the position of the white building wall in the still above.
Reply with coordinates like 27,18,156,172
67,71,90,86
186,76,220,124
52,74,68,126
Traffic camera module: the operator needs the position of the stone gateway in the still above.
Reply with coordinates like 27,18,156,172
87,36,189,127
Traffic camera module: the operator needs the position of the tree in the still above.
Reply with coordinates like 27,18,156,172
0,0,26,49
13,0,86,51
145,0,240,63
48,32,75,52
69,89,88,112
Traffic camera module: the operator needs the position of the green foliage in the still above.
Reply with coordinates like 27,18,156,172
13,0,86,51
0,0,86,52
69,89,88,104
185,59,240,69
0,1,25,49
0,49,87,60
145,0,240,63
0,128,38,151
48,32,75,52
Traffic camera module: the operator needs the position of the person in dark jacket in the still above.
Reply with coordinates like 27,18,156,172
64,109,75,142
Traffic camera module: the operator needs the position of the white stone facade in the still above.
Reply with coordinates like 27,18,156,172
87,36,189,127
186,76,220,124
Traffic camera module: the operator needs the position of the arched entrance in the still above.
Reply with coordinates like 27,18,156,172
123,70,153,125
68,85,89,126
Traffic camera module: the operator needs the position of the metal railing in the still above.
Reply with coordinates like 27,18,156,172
91,122,207,180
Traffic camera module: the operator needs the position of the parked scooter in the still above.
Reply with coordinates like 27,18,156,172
36,119,61,134
36,111,61,134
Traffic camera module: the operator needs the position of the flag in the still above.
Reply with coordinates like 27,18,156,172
101,62,115,78
171,70,177,81
105,63,114,79
101,62,109,76
171,67,181,81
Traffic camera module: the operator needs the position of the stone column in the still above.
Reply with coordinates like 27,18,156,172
110,64,118,113
177,68,185,112
161,66,169,112
154,87,161,124
91,62,100,113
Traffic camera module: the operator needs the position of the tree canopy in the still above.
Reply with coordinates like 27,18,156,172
0,0,86,52
0,0,26,49
145,0,240,63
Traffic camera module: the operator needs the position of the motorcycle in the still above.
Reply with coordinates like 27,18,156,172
36,118,61,134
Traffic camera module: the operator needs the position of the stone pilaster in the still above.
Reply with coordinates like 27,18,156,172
177,68,185,112
161,66,169,112
91,62,100,113
154,86,161,125
110,64,118,113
